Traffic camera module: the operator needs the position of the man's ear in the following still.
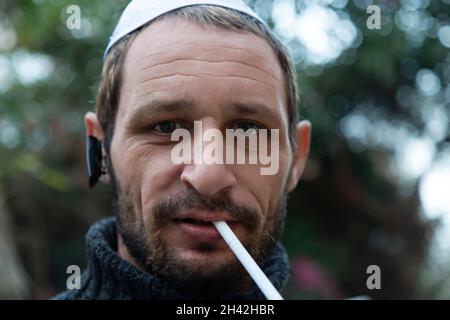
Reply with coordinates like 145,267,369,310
84,112,111,185
84,112,104,141
287,120,311,192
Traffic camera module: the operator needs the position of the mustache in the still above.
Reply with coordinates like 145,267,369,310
152,187,260,230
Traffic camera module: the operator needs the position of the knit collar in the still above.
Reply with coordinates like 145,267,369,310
82,217,289,300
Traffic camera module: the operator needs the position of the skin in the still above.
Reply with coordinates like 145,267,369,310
85,17,311,288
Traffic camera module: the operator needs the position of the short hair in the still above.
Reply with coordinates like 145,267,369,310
96,5,299,154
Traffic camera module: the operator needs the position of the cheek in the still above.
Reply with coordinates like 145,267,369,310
250,149,291,216
131,144,182,218
111,137,177,211
233,163,288,217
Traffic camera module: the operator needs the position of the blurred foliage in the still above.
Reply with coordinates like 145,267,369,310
0,0,449,299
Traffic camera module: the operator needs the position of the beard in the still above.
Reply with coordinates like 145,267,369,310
110,168,288,295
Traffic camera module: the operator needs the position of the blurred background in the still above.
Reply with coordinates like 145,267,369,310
0,0,449,299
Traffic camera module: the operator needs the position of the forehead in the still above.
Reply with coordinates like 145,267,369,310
123,17,283,77
118,17,287,121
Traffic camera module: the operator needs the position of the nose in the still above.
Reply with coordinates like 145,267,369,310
181,162,237,196
179,119,238,195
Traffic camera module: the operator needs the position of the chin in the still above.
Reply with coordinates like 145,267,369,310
178,246,234,268
168,250,248,293
170,247,240,275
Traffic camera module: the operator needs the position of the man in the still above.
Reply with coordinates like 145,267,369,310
55,0,311,300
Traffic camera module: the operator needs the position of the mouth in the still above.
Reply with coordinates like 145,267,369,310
179,218,214,226
172,214,238,243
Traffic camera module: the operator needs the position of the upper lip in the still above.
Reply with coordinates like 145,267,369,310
173,210,237,223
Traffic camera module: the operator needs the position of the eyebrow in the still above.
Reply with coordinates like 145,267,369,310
126,98,284,128
231,102,284,128
126,99,194,127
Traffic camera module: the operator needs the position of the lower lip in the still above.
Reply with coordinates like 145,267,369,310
175,220,235,242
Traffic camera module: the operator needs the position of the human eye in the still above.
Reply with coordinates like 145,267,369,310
232,121,264,135
152,120,184,135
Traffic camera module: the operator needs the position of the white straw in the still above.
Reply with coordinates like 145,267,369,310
213,221,284,300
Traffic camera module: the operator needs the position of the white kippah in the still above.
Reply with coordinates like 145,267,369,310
104,0,266,58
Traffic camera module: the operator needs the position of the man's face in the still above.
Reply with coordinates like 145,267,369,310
108,17,295,291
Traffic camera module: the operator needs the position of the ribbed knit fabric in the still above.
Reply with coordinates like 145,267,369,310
53,217,289,300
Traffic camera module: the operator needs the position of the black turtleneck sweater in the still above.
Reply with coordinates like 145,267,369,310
53,217,289,300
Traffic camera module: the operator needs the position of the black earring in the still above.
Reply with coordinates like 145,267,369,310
86,135,103,188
